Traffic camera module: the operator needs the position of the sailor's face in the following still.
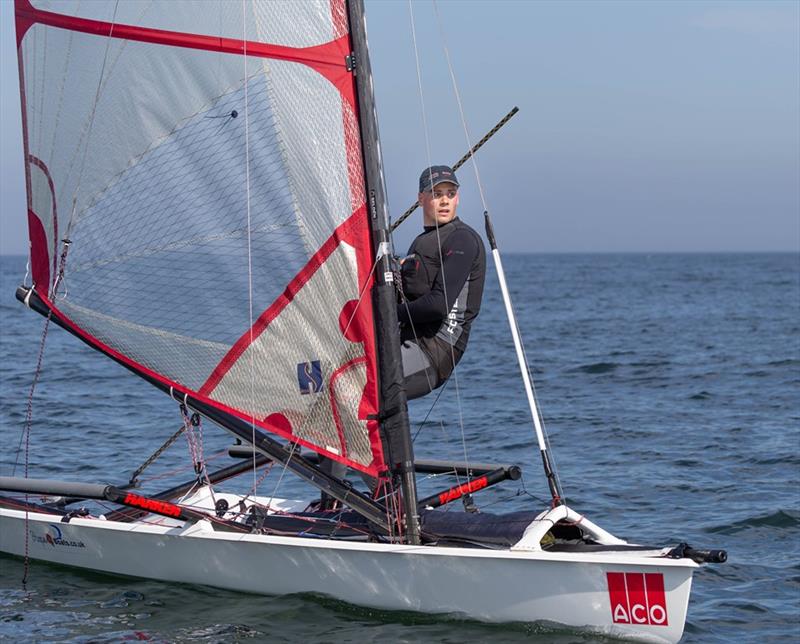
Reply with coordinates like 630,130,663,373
419,182,459,227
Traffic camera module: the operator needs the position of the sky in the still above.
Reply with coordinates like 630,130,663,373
1,0,798,255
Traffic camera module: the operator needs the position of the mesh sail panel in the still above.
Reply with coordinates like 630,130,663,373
16,0,385,474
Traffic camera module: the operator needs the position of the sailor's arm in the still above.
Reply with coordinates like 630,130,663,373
397,229,479,325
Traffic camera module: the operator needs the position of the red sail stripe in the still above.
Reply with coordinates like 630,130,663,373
14,0,355,109
330,0,363,212
199,206,365,397
26,209,50,292
328,356,368,458
329,0,350,39
15,0,357,295
327,0,383,472
28,155,58,291
14,7,42,290
32,291,384,476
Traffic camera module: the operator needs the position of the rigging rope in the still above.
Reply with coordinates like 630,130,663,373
407,0,472,476
390,107,520,232
242,0,259,498
392,4,439,402
398,281,435,396
128,424,187,487
411,378,449,442
16,313,51,587
406,1,436,395
227,459,274,514
11,314,49,478
61,0,120,249
260,249,388,508
14,237,73,584
264,439,301,511
430,0,565,502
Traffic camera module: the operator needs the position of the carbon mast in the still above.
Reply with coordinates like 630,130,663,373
346,0,421,544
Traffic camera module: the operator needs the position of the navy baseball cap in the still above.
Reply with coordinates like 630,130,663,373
418,165,460,193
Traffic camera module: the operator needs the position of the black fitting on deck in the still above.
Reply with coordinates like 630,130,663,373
668,542,728,564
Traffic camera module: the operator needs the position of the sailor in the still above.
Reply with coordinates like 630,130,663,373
317,166,485,509
398,165,486,400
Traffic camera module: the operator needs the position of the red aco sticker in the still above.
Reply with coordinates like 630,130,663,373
607,572,669,626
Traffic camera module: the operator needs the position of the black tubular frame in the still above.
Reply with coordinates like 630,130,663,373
0,475,249,532
104,454,272,522
417,466,521,511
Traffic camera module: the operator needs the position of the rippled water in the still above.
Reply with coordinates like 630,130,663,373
1,253,798,642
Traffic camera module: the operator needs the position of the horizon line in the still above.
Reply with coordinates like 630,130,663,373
1,249,798,259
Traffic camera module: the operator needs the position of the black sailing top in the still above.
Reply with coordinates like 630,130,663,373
397,217,486,370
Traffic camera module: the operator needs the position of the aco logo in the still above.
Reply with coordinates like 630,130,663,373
606,572,668,626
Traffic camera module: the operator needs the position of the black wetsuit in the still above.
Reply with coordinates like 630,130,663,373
398,217,486,399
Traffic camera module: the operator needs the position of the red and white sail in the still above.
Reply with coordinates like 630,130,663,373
15,0,386,475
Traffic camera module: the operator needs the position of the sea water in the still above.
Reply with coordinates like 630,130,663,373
1,253,798,642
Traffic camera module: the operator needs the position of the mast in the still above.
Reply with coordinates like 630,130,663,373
346,0,420,544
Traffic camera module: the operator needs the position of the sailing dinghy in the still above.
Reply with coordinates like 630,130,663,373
0,1,725,642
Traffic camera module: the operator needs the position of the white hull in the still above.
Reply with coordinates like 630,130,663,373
0,495,696,643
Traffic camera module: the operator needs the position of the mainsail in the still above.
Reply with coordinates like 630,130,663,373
15,0,387,476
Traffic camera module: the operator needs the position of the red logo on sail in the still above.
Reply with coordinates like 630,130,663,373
607,572,668,626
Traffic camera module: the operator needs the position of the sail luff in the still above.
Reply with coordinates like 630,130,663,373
345,0,420,544
15,0,51,293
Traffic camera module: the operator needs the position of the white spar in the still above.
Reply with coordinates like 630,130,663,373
486,218,548,453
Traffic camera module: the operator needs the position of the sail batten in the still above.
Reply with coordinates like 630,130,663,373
16,0,387,475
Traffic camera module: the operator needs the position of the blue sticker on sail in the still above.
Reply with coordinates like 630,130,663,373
297,360,323,394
